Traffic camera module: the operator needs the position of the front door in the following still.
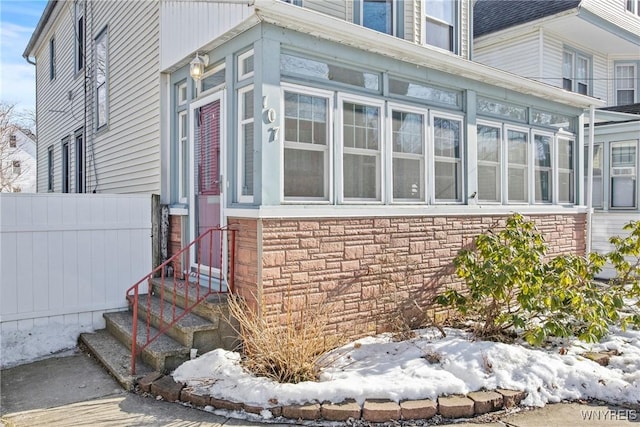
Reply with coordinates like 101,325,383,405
191,93,224,278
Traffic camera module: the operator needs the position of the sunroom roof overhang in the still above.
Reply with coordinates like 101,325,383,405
252,0,604,111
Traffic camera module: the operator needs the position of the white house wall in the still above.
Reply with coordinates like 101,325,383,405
0,193,152,368
473,31,540,79
591,211,640,279
159,1,254,71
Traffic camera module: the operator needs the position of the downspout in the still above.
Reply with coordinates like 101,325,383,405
585,104,595,254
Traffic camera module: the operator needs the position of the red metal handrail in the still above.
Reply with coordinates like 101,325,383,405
126,226,236,375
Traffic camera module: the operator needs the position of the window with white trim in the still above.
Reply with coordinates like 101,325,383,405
283,88,331,200
47,146,54,192
533,133,553,203
477,122,501,203
12,160,21,175
238,85,254,202
506,128,528,203
391,106,425,201
424,0,456,52
433,114,463,202
341,97,383,201
61,138,69,193
362,0,394,35
238,50,254,81
9,134,16,148
562,48,590,95
625,0,640,15
201,63,225,94
49,37,56,81
95,29,108,129
610,141,637,208
75,130,84,193
616,64,636,105
557,137,574,204
75,0,84,73
178,111,188,203
177,82,188,106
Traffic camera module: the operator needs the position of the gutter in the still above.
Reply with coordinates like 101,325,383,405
22,0,57,60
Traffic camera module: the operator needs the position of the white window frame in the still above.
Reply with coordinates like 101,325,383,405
337,93,385,204
95,28,109,129
556,134,575,205
74,0,84,74
615,63,637,105
237,85,255,203
387,102,427,203
423,0,457,53
281,83,333,203
430,110,464,204
532,131,554,204
562,47,591,95
237,50,254,82
177,82,188,106
476,119,502,204
178,110,189,204
504,125,529,204
361,0,397,36
610,140,638,209
199,62,226,97
12,160,21,175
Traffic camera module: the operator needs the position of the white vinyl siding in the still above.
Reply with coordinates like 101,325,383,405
303,0,346,20
159,1,254,70
474,32,540,78
582,0,640,35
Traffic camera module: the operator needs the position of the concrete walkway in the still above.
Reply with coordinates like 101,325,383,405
1,350,638,426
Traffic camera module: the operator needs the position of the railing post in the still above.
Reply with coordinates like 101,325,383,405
131,286,139,375
229,229,236,294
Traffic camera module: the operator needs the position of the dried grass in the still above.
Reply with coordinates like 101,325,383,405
227,290,342,384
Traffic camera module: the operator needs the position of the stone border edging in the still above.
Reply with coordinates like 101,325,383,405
138,372,527,422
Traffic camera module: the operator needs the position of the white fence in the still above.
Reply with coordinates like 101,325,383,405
0,193,153,367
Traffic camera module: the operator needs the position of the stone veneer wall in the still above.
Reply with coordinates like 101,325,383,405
230,213,586,342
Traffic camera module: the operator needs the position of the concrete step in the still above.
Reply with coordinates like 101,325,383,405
79,328,153,390
134,293,223,353
149,277,230,324
104,311,190,372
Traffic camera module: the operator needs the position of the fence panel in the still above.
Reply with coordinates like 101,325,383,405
0,193,152,367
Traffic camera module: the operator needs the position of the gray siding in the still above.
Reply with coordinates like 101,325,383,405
474,31,540,79
90,0,160,193
304,0,346,20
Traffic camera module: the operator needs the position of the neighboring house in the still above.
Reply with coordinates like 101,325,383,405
23,0,160,194
473,0,640,277
1,128,37,193
26,0,602,341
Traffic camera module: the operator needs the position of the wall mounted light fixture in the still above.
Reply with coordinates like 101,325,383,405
189,52,209,81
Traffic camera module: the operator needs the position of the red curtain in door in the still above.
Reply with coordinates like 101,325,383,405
198,101,220,196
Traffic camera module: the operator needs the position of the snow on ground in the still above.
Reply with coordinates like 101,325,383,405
173,327,640,412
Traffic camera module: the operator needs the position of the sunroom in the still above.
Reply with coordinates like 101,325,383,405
163,1,602,339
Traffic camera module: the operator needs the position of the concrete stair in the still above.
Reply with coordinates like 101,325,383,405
80,276,237,390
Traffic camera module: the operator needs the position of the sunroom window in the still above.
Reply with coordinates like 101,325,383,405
238,86,254,202
584,144,603,208
557,138,574,204
341,99,382,201
477,123,501,203
391,108,425,201
433,116,462,202
283,89,330,200
507,129,528,203
534,133,553,203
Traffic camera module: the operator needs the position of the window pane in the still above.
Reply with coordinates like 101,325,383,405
392,111,423,154
242,123,254,196
393,158,422,200
202,67,225,92
477,124,501,202
425,20,452,51
508,129,528,202
534,135,551,168
477,97,527,121
363,0,392,34
558,139,574,203
535,170,551,202
435,161,460,200
611,143,637,208
425,0,453,23
344,153,378,199
343,102,379,150
284,149,325,197
389,78,459,106
281,54,380,90
434,118,460,158
284,91,329,199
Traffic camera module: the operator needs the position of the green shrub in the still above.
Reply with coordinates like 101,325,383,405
436,213,624,345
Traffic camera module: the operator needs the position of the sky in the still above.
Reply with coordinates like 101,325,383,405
1,0,48,115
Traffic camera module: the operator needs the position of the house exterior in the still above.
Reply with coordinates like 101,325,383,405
26,0,603,341
474,0,640,277
1,128,37,193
